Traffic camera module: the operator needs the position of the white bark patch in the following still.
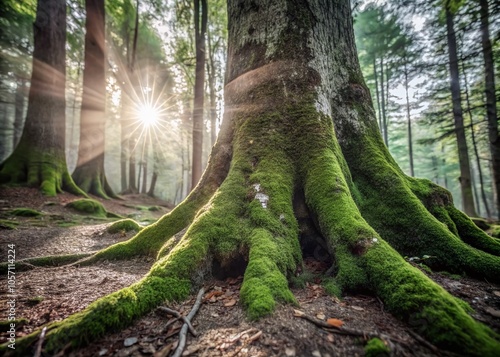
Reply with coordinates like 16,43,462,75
253,183,269,209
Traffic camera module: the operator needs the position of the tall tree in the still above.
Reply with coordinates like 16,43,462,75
72,0,116,198
7,1,500,356
0,0,83,196
191,0,207,188
445,0,477,216
479,0,500,219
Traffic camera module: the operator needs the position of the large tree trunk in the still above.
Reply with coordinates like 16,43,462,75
6,1,500,356
191,0,208,189
445,4,477,217
0,0,83,196
72,0,116,199
479,0,500,219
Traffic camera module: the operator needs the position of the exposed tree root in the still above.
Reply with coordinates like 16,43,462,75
0,253,93,274
72,162,117,199
0,145,85,197
171,288,204,357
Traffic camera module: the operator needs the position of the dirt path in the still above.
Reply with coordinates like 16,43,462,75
1,188,500,356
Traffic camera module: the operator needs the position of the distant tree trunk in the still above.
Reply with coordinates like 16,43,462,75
72,0,116,198
207,28,218,147
445,3,477,216
147,142,159,197
373,57,382,135
13,76,27,148
120,98,128,192
141,135,149,193
191,0,207,189
379,57,388,146
479,0,500,220
0,0,83,196
403,55,414,177
461,53,490,217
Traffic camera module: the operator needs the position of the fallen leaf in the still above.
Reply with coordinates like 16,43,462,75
326,318,344,328
293,309,304,317
153,343,173,357
493,291,500,297
124,337,138,347
485,307,500,318
327,333,335,343
285,346,296,356
351,306,364,311
224,299,237,307
316,312,325,320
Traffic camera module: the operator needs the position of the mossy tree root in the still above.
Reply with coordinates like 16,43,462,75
0,144,85,197
303,147,500,356
71,162,117,199
0,253,93,274
342,129,500,282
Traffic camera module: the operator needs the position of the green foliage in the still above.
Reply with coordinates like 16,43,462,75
0,219,18,229
8,208,42,217
364,338,390,357
66,199,107,217
107,219,142,234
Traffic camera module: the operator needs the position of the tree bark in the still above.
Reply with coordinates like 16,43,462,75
191,0,208,189
0,0,83,196
479,0,500,219
445,4,477,217
72,0,115,198
373,57,383,136
403,54,414,177
207,27,218,147
379,57,388,146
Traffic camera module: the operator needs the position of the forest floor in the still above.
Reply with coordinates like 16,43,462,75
1,187,500,357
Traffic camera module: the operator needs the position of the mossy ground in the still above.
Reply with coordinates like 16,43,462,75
66,198,108,217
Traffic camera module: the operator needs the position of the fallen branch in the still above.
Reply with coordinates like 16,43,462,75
407,329,442,355
171,287,205,357
229,330,262,357
34,326,47,357
157,306,197,336
294,310,409,346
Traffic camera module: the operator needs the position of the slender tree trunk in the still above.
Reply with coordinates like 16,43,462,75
462,54,491,217
191,0,208,189
0,0,83,196
445,4,477,217
72,0,115,198
207,28,218,147
120,98,128,192
13,76,27,148
127,0,140,193
379,57,388,146
141,134,149,193
403,57,414,177
479,0,500,220
373,57,383,136
147,140,159,197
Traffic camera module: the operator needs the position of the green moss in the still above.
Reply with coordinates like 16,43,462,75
0,318,28,329
148,205,162,211
0,219,18,229
0,142,85,197
107,219,142,234
365,240,500,356
26,296,44,306
66,199,107,217
364,338,390,357
0,253,92,275
289,269,316,289
9,208,42,217
489,225,500,238
322,278,341,297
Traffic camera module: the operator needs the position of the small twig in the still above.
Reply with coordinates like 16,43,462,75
407,329,441,355
33,326,47,357
172,288,205,357
229,330,262,357
157,306,198,336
